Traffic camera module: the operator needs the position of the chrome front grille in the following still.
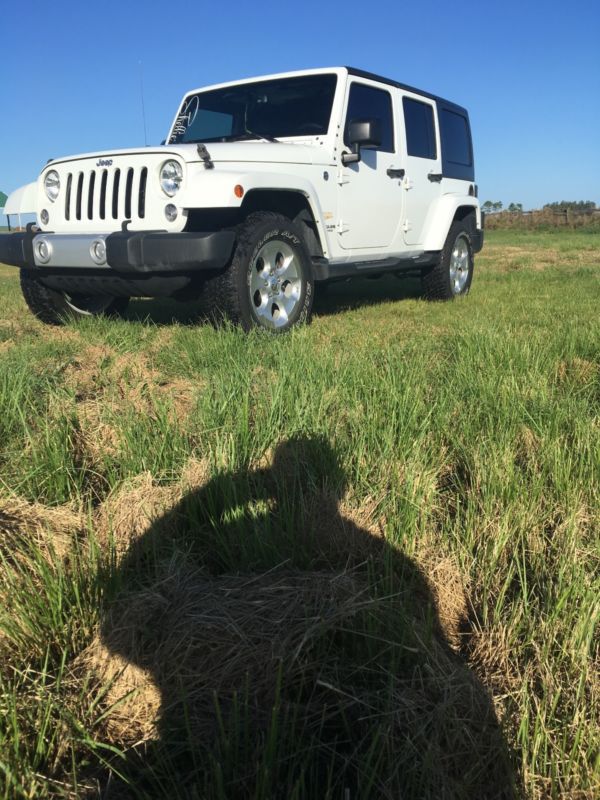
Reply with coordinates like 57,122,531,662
63,166,148,223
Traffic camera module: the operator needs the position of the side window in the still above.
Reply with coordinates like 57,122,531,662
403,97,437,159
344,83,394,153
440,109,472,166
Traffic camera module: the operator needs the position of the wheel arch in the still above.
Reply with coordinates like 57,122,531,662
239,189,325,259
422,197,480,251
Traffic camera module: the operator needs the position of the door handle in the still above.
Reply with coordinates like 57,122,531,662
428,173,443,182
387,168,405,179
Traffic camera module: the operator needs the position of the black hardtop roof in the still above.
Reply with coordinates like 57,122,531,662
345,67,469,118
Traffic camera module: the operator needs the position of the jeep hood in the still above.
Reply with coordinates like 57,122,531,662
45,141,331,170
180,141,331,166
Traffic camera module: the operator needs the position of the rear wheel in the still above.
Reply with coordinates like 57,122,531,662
422,220,474,300
20,270,129,325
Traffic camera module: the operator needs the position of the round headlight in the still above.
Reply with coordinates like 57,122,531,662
44,170,60,202
160,160,183,196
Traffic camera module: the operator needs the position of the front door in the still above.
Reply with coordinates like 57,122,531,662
337,80,403,251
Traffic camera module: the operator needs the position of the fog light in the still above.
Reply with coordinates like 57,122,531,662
90,239,107,265
36,239,52,264
40,209,50,225
164,203,178,222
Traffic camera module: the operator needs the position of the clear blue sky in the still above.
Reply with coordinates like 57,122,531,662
1,0,599,209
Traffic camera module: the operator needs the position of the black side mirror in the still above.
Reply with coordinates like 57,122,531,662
342,118,382,165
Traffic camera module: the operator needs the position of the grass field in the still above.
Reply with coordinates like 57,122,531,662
0,229,598,799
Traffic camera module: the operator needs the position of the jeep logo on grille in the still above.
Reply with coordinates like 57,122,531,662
96,158,113,167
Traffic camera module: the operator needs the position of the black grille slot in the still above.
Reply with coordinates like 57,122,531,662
125,168,134,219
100,170,108,219
76,173,83,221
112,168,121,219
65,174,72,221
138,167,147,219
87,172,96,220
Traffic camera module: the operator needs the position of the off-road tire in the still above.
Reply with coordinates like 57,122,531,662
198,212,314,332
422,220,474,300
20,270,129,325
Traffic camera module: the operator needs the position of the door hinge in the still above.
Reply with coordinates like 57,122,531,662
403,176,413,190
337,170,351,186
337,219,350,234
402,219,411,233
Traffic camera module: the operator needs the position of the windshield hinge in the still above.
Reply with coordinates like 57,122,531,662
197,143,214,170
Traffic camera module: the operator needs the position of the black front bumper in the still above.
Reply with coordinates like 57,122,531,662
0,228,236,274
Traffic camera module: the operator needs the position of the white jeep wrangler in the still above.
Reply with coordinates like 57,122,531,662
0,67,483,332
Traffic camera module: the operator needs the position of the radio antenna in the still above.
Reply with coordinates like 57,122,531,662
139,60,148,146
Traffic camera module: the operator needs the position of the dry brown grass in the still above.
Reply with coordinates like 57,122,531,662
62,345,197,419
94,458,211,558
0,496,84,562
556,357,599,387
478,242,596,272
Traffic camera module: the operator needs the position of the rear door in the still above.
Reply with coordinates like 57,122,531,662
337,80,403,251
401,94,442,246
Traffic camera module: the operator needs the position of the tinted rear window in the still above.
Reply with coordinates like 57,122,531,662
440,109,472,166
403,97,437,159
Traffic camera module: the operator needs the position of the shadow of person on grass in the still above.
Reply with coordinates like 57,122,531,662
99,436,516,800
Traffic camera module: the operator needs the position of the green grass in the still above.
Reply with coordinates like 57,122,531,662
0,229,599,798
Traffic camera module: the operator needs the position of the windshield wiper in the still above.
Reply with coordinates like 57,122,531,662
228,131,280,143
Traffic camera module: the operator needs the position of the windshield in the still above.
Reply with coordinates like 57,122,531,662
168,74,338,144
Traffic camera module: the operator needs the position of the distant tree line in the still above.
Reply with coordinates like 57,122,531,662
482,200,597,214
542,200,597,212
481,201,523,213
482,200,503,213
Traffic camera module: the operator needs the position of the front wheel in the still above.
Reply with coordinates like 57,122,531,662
20,270,129,325
199,212,314,332
422,221,474,300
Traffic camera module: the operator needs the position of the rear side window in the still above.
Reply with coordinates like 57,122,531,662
403,97,437,159
344,83,394,152
437,105,474,181
440,109,472,167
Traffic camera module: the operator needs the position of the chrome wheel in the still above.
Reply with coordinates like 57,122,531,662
449,234,471,295
249,240,303,330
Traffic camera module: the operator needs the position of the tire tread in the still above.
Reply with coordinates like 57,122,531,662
199,211,311,330
422,220,473,301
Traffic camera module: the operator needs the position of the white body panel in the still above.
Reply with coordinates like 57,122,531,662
399,91,443,246
422,193,479,251
335,76,404,251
